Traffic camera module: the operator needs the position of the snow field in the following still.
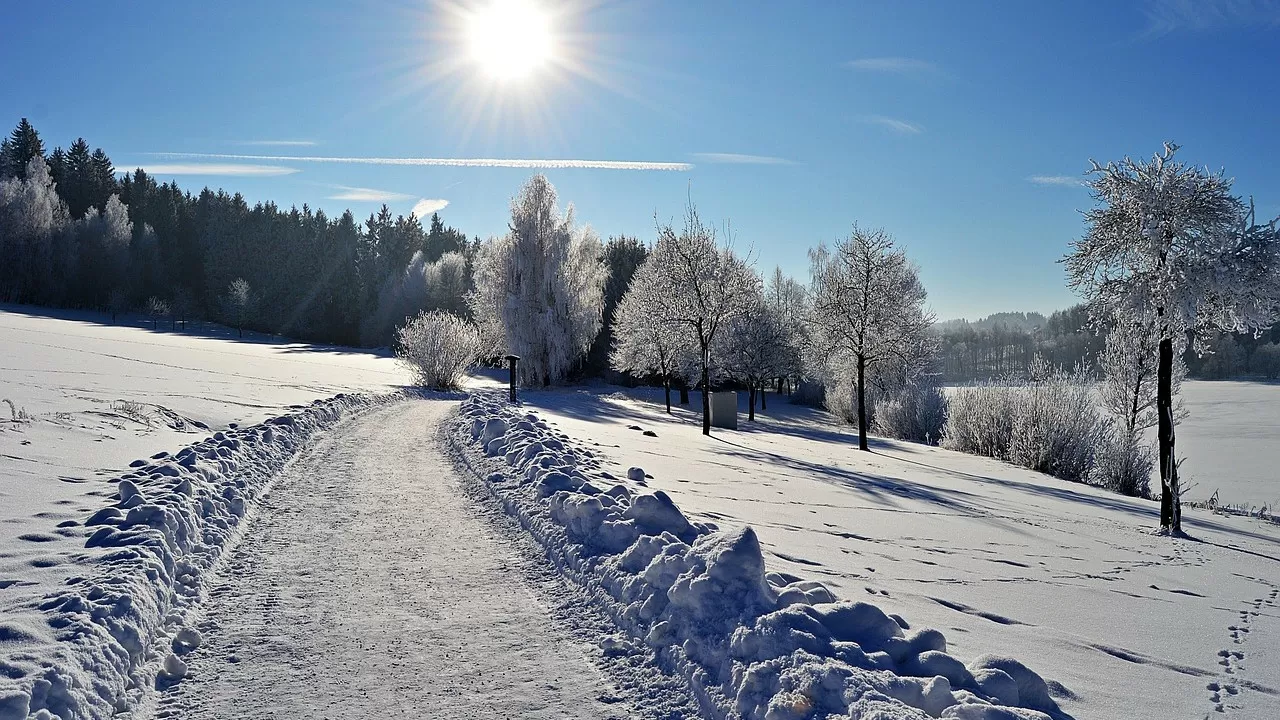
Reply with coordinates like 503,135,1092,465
0,392,396,720
451,392,1064,720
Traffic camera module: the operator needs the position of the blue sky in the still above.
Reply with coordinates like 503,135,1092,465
3,0,1279,319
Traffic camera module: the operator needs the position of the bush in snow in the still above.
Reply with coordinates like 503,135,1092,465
873,381,947,445
1090,426,1154,498
940,382,1017,459
1006,358,1101,484
395,310,481,389
944,358,1102,485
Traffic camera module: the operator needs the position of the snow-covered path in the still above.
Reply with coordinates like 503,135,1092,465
150,398,632,720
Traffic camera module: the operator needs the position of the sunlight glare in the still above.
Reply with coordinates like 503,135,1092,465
467,0,554,81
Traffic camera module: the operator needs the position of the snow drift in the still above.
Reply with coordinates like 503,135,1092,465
0,392,392,720
450,392,1067,720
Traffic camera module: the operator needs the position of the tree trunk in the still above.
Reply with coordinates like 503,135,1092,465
761,383,767,411
1157,328,1179,532
679,384,689,405
701,363,711,436
238,325,243,339
748,385,756,421
856,353,869,451
664,377,671,414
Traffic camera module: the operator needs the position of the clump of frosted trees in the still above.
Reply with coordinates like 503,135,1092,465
610,203,790,434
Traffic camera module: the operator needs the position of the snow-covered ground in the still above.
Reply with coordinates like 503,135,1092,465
155,399,666,720
0,305,409,718
0,304,407,549
518,386,1280,720
1176,381,1280,508
5,303,1279,720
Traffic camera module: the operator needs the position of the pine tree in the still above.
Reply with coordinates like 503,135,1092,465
2,119,45,179
63,138,94,219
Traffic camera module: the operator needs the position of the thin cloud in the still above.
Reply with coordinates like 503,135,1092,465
234,140,318,147
149,152,693,172
857,115,923,135
1028,175,1085,187
847,57,936,73
412,198,450,217
1142,0,1280,36
692,153,795,166
123,163,299,177
327,185,415,202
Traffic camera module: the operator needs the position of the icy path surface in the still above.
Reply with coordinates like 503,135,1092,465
152,398,631,719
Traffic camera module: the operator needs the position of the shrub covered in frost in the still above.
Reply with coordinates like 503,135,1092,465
394,310,481,389
1006,360,1102,484
1090,426,1153,497
944,358,1103,485
873,381,947,445
940,383,1017,459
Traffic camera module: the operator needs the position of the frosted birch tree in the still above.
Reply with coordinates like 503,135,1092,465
469,175,606,386
809,226,935,451
1065,143,1280,533
639,203,758,435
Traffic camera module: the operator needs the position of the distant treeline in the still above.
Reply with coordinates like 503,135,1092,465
0,118,477,347
935,307,1280,382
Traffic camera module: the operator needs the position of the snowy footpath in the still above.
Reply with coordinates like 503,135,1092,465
150,398,677,720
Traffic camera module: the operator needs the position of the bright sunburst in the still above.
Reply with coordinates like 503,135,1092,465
466,0,555,81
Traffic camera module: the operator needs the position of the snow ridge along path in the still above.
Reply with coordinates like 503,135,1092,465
153,397,689,720
0,392,396,720
451,392,1069,720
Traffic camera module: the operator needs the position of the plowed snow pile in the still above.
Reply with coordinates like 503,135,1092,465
0,394,393,718
452,392,1065,720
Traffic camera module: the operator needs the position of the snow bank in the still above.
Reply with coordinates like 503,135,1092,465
450,393,1065,720
0,392,394,720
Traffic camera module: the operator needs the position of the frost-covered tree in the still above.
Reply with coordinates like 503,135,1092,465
1098,313,1186,443
424,250,471,317
719,292,794,420
73,194,132,307
809,226,935,451
145,296,170,330
765,266,808,394
638,203,758,435
1064,143,1280,532
468,175,606,385
225,278,253,338
610,260,692,413
0,156,70,303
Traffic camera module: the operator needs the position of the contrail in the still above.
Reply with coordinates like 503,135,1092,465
148,152,694,172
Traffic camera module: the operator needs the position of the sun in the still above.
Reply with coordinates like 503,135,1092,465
466,0,555,81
